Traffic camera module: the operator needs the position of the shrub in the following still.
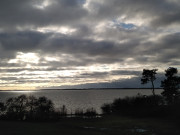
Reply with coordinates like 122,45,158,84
3,95,56,121
74,108,84,116
0,102,5,117
35,96,55,120
84,108,97,118
101,95,165,117
101,103,112,114
5,95,28,120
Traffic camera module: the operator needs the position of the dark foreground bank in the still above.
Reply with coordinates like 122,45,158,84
0,88,180,135
0,115,180,135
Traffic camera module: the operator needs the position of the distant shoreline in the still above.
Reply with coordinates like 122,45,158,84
0,88,163,91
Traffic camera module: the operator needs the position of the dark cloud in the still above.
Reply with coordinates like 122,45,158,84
0,31,49,51
0,0,179,31
90,0,180,27
0,0,179,30
0,30,179,66
142,33,180,63
0,0,88,31
111,70,141,76
80,72,109,78
0,0,180,89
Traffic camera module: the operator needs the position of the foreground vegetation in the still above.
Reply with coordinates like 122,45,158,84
0,93,180,135
0,94,180,135
0,115,180,135
101,67,180,123
101,94,180,122
0,95,98,121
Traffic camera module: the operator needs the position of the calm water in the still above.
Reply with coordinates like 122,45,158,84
0,89,162,114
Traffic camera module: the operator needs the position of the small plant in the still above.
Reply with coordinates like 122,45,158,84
101,103,112,114
0,102,5,116
84,108,97,117
59,105,67,116
74,108,84,116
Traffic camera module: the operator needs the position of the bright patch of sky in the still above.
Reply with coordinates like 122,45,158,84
8,52,40,64
111,19,137,30
36,26,76,34
33,0,52,10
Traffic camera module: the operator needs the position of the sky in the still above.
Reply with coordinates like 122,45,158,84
0,0,180,90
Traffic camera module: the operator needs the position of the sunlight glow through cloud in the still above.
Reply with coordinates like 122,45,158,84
8,52,40,64
37,26,76,34
33,0,51,10
0,0,180,90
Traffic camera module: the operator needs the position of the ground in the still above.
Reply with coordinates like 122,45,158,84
0,115,179,135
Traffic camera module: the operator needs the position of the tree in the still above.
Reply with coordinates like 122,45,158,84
161,67,180,104
5,95,28,120
26,96,38,120
0,102,5,116
36,96,55,120
141,69,158,96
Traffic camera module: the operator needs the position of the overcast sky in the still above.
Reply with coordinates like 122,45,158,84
0,0,180,90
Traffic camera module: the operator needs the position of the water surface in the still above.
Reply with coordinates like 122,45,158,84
0,89,162,113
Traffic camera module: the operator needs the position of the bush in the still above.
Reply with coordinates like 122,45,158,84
101,95,165,117
101,103,112,114
0,102,5,118
74,108,84,116
84,108,97,118
0,95,99,120
2,95,56,121
5,95,28,120
32,96,55,120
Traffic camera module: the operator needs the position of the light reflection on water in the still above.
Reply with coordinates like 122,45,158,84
0,89,163,114
3,91,36,93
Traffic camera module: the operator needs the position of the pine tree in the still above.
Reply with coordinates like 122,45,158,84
161,67,180,104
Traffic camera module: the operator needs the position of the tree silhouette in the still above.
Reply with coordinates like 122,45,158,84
36,96,55,120
161,67,180,104
26,96,38,120
0,102,5,116
4,95,56,120
5,95,28,120
59,105,67,116
141,69,158,96
27,96,38,113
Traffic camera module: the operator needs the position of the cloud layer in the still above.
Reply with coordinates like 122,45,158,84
0,0,180,90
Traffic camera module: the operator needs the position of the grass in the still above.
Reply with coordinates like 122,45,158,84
0,115,179,135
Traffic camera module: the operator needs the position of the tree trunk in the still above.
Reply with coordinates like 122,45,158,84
151,80,155,96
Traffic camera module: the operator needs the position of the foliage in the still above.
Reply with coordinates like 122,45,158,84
1,95,56,120
0,95,99,121
101,95,165,117
74,108,84,116
0,102,5,116
161,67,180,104
35,96,55,120
84,107,97,118
141,69,158,96
74,107,97,117
5,95,28,120
101,103,112,114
